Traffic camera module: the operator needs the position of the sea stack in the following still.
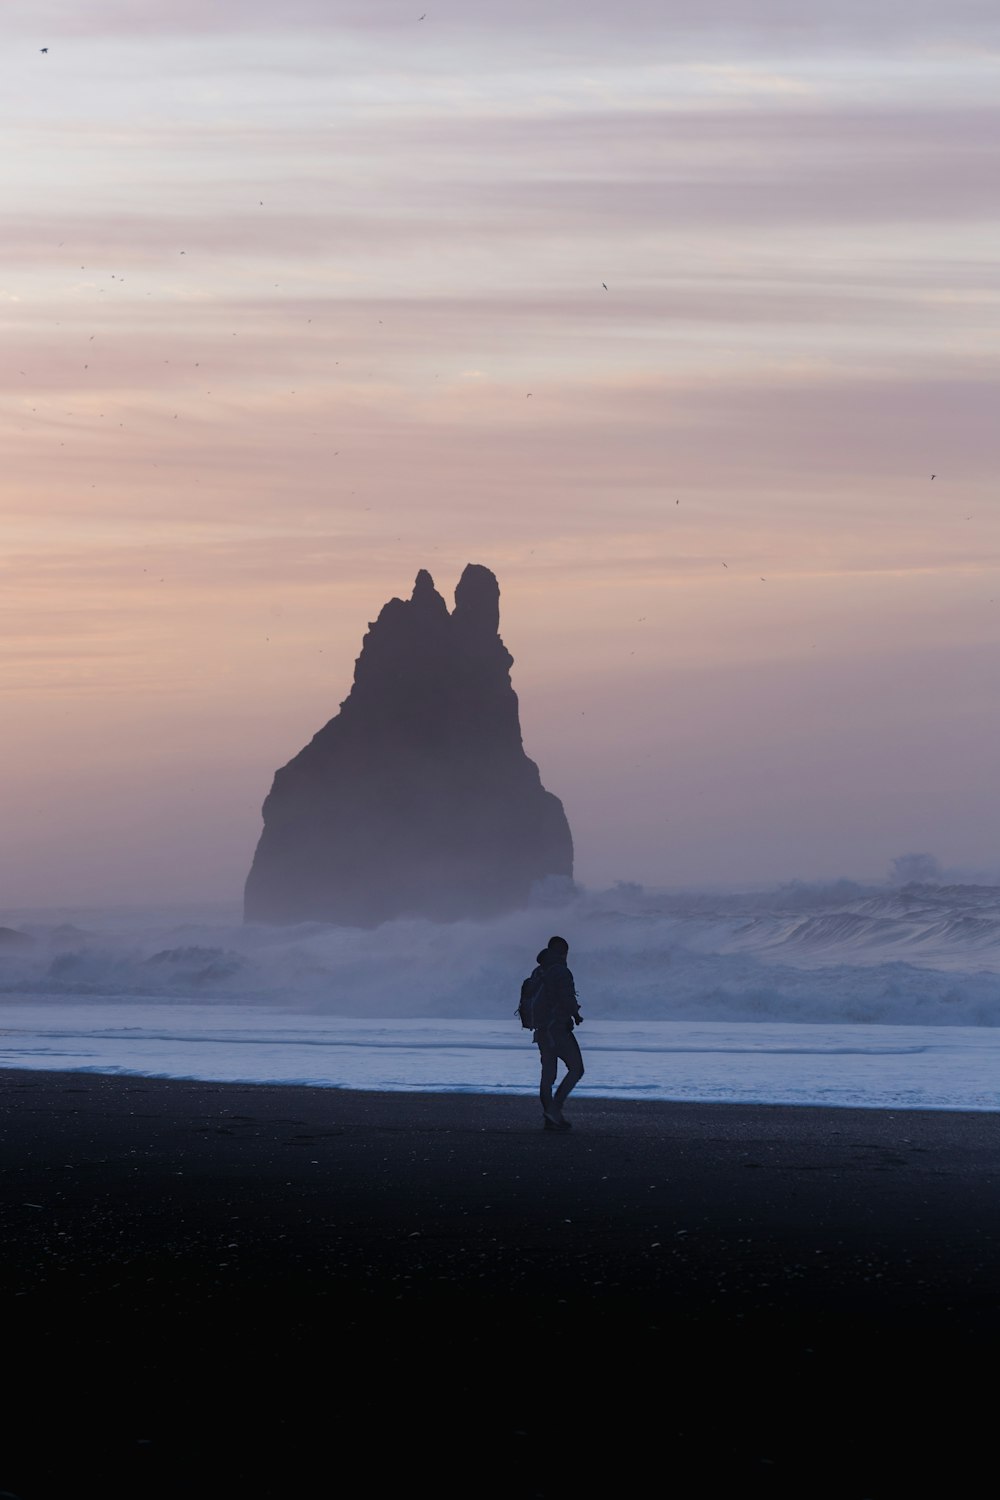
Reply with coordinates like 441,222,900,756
244,565,574,925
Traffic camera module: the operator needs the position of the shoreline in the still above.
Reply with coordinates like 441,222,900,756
2,1006,998,1113
2,1068,998,1496
3,1057,1000,1111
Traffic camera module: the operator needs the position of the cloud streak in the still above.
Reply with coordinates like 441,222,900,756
4,0,1000,901
17,0,1000,45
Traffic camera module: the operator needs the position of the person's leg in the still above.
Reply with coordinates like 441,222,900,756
552,1030,584,1112
538,1036,559,1120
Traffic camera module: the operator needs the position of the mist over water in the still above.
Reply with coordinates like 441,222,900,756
3,880,1000,1027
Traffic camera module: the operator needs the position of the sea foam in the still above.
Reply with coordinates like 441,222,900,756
1,881,999,1027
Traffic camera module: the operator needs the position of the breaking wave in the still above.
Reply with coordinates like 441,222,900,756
1,881,1000,1027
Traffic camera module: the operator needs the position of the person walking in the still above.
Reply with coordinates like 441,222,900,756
531,935,584,1131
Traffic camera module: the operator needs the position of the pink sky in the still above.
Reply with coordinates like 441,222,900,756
3,1,1000,905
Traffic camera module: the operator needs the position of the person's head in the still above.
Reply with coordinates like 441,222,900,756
547,935,569,958
536,949,549,966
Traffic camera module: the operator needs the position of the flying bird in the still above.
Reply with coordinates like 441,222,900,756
931,474,936,480
40,47,48,54
602,282,607,290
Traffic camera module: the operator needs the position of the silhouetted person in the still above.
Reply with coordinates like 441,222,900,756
531,935,583,1130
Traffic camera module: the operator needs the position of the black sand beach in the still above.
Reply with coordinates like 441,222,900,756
2,1071,998,1498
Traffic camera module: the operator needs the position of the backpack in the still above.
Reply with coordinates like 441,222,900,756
516,970,544,1030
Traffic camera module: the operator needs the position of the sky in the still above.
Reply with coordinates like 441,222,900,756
3,1,1000,907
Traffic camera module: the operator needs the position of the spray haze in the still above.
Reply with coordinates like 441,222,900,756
4,879,1000,1026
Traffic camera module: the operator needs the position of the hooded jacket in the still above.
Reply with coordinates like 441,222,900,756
530,957,580,1034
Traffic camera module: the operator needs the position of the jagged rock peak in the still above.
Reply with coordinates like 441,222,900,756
244,564,574,926
409,568,447,611
454,563,500,635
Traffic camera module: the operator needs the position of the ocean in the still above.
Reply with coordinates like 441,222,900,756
2,880,998,1110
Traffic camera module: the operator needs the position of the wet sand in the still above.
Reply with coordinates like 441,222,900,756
1,1070,998,1497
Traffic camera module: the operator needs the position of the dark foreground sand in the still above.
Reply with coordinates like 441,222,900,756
2,1071,998,1498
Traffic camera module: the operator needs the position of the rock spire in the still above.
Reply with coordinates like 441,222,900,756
244,565,574,925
